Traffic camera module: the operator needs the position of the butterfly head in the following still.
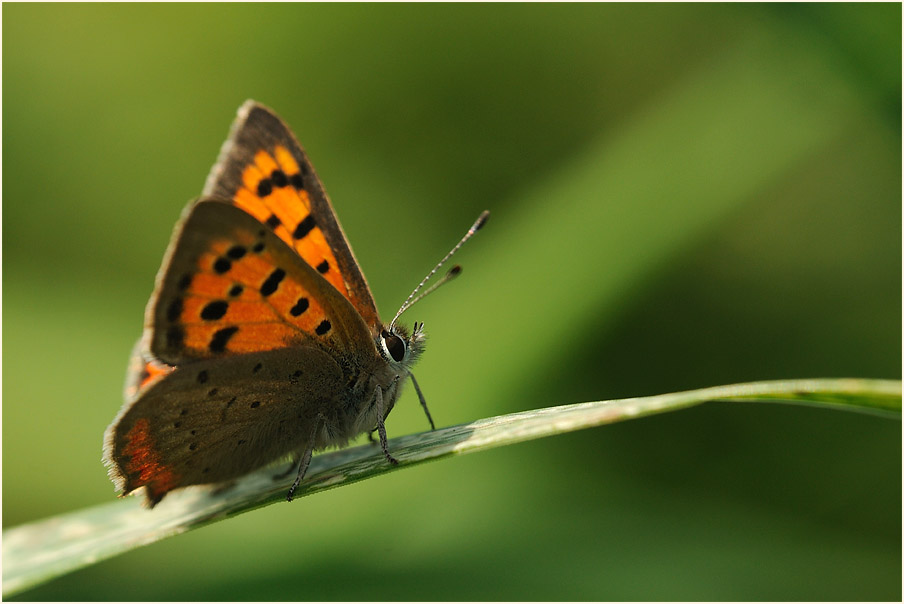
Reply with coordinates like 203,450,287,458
378,322,426,372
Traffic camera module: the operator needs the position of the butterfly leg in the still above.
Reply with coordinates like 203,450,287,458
286,417,324,502
409,373,435,431
373,385,400,466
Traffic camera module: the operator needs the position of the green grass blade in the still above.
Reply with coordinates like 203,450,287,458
3,377,899,597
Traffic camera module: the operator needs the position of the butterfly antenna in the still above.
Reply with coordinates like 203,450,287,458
389,210,490,331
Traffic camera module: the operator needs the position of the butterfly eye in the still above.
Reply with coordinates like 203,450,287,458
382,332,406,362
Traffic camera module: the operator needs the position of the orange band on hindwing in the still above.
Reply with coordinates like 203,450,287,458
122,418,179,504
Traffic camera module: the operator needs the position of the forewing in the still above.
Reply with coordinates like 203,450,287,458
146,199,375,366
202,100,380,329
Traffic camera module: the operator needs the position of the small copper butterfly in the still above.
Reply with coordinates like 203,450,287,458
103,101,488,507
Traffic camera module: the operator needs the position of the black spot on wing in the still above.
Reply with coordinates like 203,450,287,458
290,297,309,317
271,169,288,187
209,326,239,352
226,245,246,259
201,301,229,321
315,320,331,336
293,214,316,239
260,268,286,296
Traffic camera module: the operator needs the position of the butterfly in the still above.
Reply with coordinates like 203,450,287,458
103,100,488,507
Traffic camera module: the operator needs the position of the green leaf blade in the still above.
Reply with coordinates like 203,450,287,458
3,377,899,597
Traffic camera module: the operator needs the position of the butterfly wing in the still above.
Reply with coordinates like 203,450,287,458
202,100,381,331
107,101,395,506
105,199,383,506
145,199,375,365
123,339,173,402
106,345,343,507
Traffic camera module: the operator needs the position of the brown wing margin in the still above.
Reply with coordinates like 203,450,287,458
202,100,381,331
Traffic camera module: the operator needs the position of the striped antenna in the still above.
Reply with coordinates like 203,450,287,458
388,210,489,331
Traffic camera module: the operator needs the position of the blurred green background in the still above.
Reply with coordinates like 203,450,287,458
3,3,901,600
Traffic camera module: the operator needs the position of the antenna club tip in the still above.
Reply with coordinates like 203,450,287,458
449,264,462,277
473,210,490,232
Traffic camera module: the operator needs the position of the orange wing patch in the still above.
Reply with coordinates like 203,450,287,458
163,225,334,358
230,146,349,299
135,360,174,396
122,418,179,504
125,351,175,402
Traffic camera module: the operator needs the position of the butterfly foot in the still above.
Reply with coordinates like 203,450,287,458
283,421,321,503
373,387,400,466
